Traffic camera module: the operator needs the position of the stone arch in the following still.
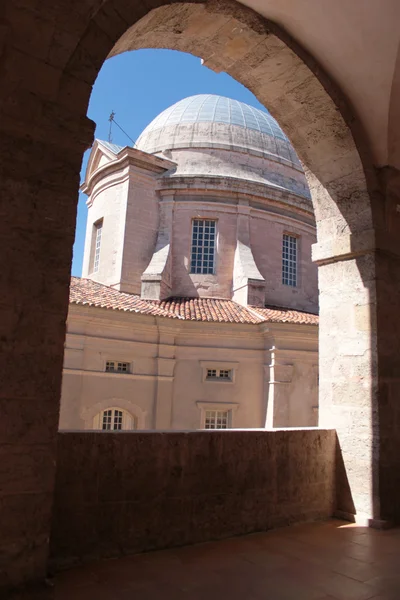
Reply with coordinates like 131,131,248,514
82,398,147,430
1,0,398,591
63,0,379,241
58,0,383,521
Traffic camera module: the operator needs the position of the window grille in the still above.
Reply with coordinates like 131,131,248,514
282,234,297,287
94,408,137,430
105,361,130,373
190,219,216,274
219,370,230,379
93,220,103,273
206,368,232,380
102,408,123,431
205,410,229,429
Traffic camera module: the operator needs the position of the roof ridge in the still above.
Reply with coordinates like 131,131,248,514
262,303,319,316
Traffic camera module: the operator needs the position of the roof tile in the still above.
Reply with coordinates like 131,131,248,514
157,296,263,324
69,278,318,326
69,277,178,319
253,305,318,325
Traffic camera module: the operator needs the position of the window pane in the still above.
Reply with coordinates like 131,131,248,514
190,219,216,274
106,361,129,373
204,410,229,429
102,409,112,430
93,220,103,273
113,409,123,430
282,234,297,287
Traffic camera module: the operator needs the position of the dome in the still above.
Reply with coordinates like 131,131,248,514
136,94,300,168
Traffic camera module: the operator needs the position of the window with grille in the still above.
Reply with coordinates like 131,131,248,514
206,368,232,381
93,219,103,273
205,410,229,429
93,407,137,430
190,219,216,274
282,234,297,287
102,408,123,431
105,361,130,373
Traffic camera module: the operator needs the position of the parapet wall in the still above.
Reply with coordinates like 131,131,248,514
50,429,336,569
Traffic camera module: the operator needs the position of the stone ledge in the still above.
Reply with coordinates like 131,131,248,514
312,228,400,264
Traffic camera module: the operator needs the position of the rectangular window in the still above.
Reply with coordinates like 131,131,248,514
282,234,297,287
205,410,229,430
190,219,216,274
206,368,232,381
105,361,130,373
93,219,103,273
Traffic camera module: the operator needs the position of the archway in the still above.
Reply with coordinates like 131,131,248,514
1,0,397,591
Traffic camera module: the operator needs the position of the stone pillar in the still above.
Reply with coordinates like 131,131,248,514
0,120,93,590
154,322,177,429
313,226,400,525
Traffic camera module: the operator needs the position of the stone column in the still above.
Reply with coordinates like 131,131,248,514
313,227,400,525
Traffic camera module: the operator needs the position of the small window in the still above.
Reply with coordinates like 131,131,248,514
282,234,297,287
190,219,216,274
206,368,232,381
105,361,130,373
205,410,229,430
97,408,136,431
93,219,103,273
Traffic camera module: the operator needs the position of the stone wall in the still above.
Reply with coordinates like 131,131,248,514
60,305,319,431
50,429,336,569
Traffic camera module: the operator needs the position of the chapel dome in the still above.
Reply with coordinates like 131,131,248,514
135,94,301,169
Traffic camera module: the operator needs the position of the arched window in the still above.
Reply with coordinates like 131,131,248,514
93,407,137,431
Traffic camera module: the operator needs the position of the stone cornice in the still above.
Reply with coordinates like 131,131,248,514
81,142,176,199
157,175,313,215
63,368,173,381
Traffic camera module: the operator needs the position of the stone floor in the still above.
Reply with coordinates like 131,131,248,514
56,519,400,599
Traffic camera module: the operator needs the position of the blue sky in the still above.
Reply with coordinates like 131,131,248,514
72,49,268,276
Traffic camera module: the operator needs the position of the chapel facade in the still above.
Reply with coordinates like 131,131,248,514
59,94,319,432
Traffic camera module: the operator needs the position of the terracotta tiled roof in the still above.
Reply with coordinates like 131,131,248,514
69,278,318,325
252,305,319,325
69,277,180,319
156,297,264,324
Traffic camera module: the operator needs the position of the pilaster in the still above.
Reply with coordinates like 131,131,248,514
154,321,177,429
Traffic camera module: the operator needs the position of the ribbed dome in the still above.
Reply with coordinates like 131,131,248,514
136,94,300,167
138,95,287,139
